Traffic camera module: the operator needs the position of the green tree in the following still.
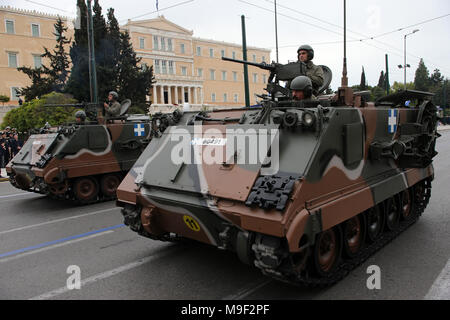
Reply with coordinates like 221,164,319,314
391,81,414,93
116,30,155,103
377,71,385,88
414,58,430,91
371,86,385,101
0,94,10,105
1,92,77,132
66,0,90,102
360,67,367,90
17,18,70,101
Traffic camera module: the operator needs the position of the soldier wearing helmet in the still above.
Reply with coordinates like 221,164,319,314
75,110,86,125
290,76,316,101
103,91,121,118
297,45,324,95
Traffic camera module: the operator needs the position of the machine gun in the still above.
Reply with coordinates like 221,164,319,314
221,57,332,98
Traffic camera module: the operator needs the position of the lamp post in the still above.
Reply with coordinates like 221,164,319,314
398,29,419,90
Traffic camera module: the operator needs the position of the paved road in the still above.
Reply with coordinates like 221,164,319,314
0,131,449,301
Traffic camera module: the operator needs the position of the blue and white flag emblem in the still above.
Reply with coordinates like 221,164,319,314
388,109,398,133
134,124,145,136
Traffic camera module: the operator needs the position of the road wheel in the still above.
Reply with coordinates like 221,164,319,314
74,177,98,203
312,227,342,276
365,204,384,243
399,189,413,221
385,197,400,231
100,174,121,198
343,214,364,258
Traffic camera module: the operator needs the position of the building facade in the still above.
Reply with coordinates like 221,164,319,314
0,6,270,112
0,6,74,104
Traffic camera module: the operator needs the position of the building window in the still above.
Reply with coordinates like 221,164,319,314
209,48,214,58
234,94,238,103
232,51,236,59
253,73,258,83
154,59,160,73
262,74,267,84
168,61,174,74
160,37,166,51
6,20,14,34
262,55,266,62
211,93,216,102
181,66,187,76
223,93,227,102
153,36,159,50
142,63,148,71
168,38,173,51
139,37,145,49
252,54,256,63
11,87,20,101
8,52,18,68
180,43,185,54
221,49,225,58
196,46,201,56
233,71,237,82
222,71,227,81
210,69,215,80
33,54,42,68
161,60,167,74
197,68,203,78
31,24,40,37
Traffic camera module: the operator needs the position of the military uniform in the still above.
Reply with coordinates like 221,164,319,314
105,101,121,118
304,61,324,95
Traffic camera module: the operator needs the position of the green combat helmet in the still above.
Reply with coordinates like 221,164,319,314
297,44,314,60
290,75,313,97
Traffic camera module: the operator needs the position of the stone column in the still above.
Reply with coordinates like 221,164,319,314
168,86,172,105
174,85,178,104
153,85,158,104
182,87,186,103
194,86,198,104
160,85,164,105
200,87,204,105
187,86,192,104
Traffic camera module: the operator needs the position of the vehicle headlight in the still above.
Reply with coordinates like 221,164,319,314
302,111,315,127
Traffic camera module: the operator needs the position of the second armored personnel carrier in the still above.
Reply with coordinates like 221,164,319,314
6,102,182,204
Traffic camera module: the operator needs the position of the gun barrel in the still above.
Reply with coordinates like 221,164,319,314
221,57,274,71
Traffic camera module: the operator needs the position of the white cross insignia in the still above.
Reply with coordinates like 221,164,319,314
134,124,145,137
388,110,398,133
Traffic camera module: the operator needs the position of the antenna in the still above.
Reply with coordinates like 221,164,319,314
341,0,348,87
274,0,279,63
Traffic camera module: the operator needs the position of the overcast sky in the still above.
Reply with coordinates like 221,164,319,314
2,0,450,90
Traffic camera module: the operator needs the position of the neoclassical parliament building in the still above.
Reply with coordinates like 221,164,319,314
0,6,270,111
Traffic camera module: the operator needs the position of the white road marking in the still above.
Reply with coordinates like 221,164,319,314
0,192,36,199
29,246,178,300
0,207,119,235
424,257,450,300
222,279,272,300
0,230,114,264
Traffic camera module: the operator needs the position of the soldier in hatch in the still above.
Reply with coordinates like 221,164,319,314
297,45,324,95
290,76,317,101
75,110,86,125
103,91,121,118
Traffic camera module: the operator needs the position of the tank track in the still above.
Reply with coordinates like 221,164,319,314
252,178,432,287
9,172,121,205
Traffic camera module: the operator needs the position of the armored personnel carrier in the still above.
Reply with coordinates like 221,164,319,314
5,102,180,204
116,54,439,285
